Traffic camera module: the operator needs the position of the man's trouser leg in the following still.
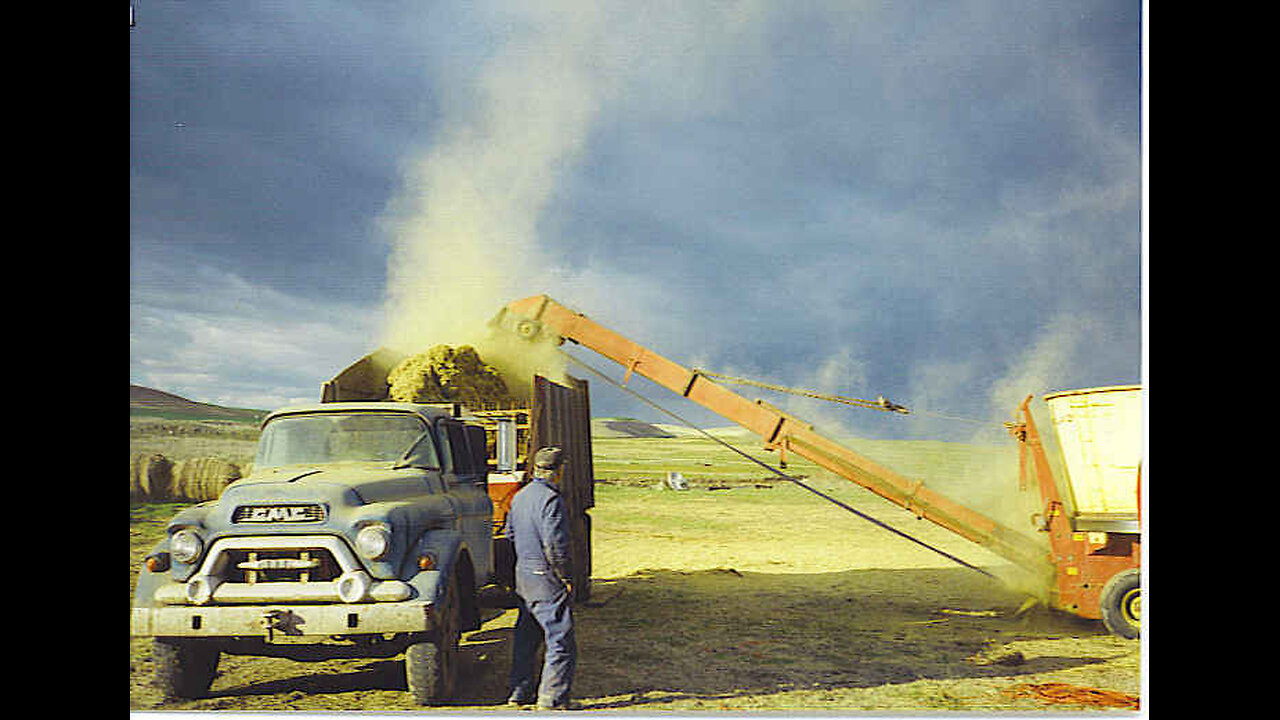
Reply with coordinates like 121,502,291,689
530,591,575,707
507,599,541,703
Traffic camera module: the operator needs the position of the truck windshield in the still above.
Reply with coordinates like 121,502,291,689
254,413,432,469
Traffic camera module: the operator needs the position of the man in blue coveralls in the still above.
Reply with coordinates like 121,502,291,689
506,446,577,710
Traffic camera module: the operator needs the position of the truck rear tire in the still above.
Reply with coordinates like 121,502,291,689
152,638,220,698
1099,568,1140,639
405,574,462,704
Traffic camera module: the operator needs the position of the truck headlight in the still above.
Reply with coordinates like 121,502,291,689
356,524,392,560
171,529,203,564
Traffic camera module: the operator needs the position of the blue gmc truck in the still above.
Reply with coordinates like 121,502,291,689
131,364,594,705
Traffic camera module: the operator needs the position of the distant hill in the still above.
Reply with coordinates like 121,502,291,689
591,417,677,439
130,385,268,424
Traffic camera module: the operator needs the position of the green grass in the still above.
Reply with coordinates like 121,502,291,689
588,430,1066,540
592,432,1022,481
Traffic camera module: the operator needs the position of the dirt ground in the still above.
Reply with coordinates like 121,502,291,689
129,477,1142,714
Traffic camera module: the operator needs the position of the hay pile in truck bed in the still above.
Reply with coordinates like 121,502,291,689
386,345,515,408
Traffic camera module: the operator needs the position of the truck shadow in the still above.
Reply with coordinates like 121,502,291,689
207,658,406,698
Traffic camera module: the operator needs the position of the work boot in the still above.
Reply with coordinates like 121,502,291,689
507,691,535,708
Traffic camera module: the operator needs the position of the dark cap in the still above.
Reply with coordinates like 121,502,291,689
533,446,564,471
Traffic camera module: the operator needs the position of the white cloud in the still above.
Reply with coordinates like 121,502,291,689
376,1,777,354
130,255,383,409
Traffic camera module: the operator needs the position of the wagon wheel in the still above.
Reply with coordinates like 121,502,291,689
405,573,462,704
1099,569,1140,639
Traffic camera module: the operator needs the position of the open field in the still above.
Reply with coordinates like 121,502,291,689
129,417,1140,713
130,418,260,467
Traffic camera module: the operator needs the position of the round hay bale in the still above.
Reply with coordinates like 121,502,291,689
169,458,192,501
171,457,242,502
132,453,174,501
130,455,143,499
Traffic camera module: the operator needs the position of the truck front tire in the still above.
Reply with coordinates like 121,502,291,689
406,574,462,704
153,638,220,698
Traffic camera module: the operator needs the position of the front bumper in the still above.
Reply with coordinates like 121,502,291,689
131,600,435,638
132,533,441,639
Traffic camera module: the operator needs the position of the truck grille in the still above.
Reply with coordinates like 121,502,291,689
158,535,416,606
232,504,326,523
224,547,342,584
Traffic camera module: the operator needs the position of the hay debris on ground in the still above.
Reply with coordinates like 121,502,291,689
386,345,514,407
1001,682,1139,710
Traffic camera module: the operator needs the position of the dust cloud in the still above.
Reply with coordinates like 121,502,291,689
748,318,1115,599
951,312,1117,598
375,4,619,384
375,13,593,382
376,3,770,387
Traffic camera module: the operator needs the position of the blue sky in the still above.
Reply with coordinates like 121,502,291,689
130,2,1144,442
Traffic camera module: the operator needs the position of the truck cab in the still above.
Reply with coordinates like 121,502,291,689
131,402,494,703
